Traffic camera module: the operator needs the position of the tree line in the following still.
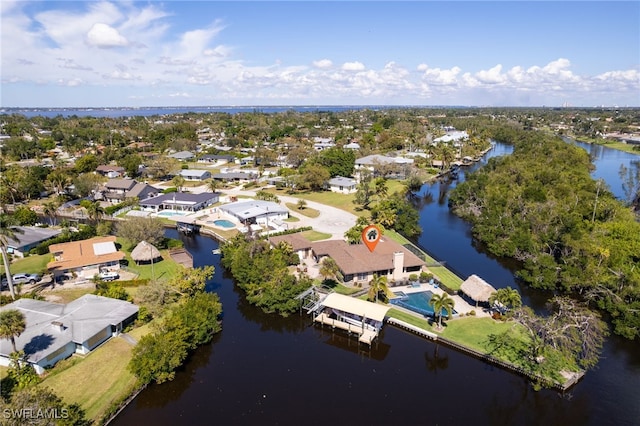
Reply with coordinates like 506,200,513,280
449,125,640,340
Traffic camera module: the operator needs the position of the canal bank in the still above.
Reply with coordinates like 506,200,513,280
112,141,640,426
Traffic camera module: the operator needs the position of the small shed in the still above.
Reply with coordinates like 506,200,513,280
131,241,162,265
460,274,497,305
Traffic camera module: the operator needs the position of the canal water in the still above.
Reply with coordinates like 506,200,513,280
113,141,640,426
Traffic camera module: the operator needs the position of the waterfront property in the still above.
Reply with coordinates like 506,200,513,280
139,192,220,213
219,199,288,225
390,290,458,318
459,274,497,307
0,295,138,374
312,293,390,344
311,237,425,284
47,236,125,280
99,178,159,204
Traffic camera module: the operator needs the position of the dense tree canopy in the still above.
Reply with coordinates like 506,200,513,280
450,127,640,339
221,235,310,316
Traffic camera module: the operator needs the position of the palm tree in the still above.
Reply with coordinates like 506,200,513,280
206,178,220,193
80,200,104,225
0,214,23,299
373,177,389,201
488,286,522,314
0,309,27,353
367,274,392,303
429,293,455,329
319,257,343,282
42,200,60,226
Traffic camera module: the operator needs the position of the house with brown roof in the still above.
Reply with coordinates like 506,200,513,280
47,236,125,279
269,233,314,261
96,165,126,178
99,178,159,204
311,237,425,284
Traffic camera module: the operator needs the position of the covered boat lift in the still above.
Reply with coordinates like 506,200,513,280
312,293,390,345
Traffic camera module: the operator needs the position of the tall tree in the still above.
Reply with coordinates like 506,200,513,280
42,200,60,226
429,293,455,329
0,214,23,299
0,309,27,353
353,170,374,209
171,175,186,193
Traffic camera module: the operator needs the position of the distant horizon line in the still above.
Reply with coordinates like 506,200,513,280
2,104,638,110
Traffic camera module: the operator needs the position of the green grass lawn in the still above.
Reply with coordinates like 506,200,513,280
46,287,96,304
122,249,183,281
439,317,522,353
387,308,434,330
384,229,463,290
284,215,301,222
300,230,331,241
5,254,52,275
285,203,320,218
38,336,138,423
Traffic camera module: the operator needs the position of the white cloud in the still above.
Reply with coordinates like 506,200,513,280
86,23,128,48
313,59,333,69
420,66,462,86
342,61,365,71
1,2,637,107
475,64,504,84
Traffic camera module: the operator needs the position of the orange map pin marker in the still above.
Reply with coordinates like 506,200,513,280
362,224,381,252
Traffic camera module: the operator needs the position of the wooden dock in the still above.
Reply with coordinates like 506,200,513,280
169,248,193,268
314,313,379,345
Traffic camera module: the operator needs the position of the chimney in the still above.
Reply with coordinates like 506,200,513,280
392,251,404,281
51,321,65,333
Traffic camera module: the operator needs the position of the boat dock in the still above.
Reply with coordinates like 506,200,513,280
314,312,378,344
169,248,193,268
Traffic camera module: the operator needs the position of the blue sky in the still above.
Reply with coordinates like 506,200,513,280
1,1,639,107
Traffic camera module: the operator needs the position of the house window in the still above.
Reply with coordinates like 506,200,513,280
357,273,367,281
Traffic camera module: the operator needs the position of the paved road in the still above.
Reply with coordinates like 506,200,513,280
222,186,358,239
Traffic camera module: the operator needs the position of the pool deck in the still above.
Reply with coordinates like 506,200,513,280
391,283,490,318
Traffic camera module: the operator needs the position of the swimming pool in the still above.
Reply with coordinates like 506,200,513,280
213,219,235,228
157,210,185,217
390,290,457,317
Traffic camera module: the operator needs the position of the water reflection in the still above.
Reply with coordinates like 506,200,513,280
113,141,640,426
423,343,449,374
319,327,391,361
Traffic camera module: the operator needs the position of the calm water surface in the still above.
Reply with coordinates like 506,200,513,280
113,142,640,426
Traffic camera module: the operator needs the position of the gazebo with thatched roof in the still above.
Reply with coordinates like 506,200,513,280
460,274,497,306
131,241,162,265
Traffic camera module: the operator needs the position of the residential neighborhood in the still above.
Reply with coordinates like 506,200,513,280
0,107,638,424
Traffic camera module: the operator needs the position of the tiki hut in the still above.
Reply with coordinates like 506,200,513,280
131,241,162,265
460,274,497,306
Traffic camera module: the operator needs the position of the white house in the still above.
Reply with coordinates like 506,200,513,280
179,169,211,181
0,295,138,374
327,176,357,194
219,200,288,225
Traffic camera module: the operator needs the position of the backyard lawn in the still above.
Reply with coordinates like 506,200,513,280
384,229,463,290
38,336,139,423
4,253,52,275
439,316,523,353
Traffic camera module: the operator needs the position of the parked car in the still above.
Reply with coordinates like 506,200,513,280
11,273,41,285
98,269,119,281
